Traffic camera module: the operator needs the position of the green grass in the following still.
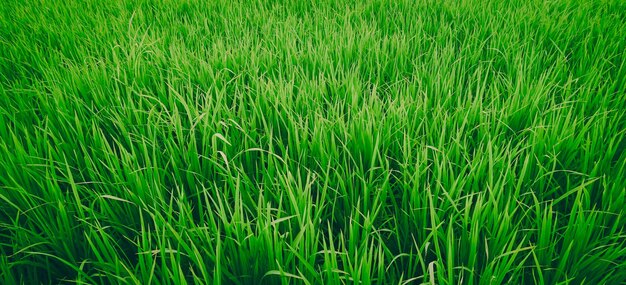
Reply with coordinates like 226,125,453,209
1,0,626,284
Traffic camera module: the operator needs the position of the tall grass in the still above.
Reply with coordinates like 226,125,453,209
1,0,625,284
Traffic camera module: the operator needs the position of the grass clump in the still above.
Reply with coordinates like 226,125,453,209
1,0,626,284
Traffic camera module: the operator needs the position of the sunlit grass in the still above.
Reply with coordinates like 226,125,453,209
1,0,625,284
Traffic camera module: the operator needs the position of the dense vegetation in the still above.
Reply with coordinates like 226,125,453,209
1,0,625,284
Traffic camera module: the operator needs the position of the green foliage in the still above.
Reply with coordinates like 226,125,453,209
1,0,625,284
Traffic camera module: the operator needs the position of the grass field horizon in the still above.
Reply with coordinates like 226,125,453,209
1,0,626,284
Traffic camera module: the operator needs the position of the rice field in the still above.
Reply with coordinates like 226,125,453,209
1,0,626,284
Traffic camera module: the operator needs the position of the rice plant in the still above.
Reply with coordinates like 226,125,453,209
1,0,625,284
